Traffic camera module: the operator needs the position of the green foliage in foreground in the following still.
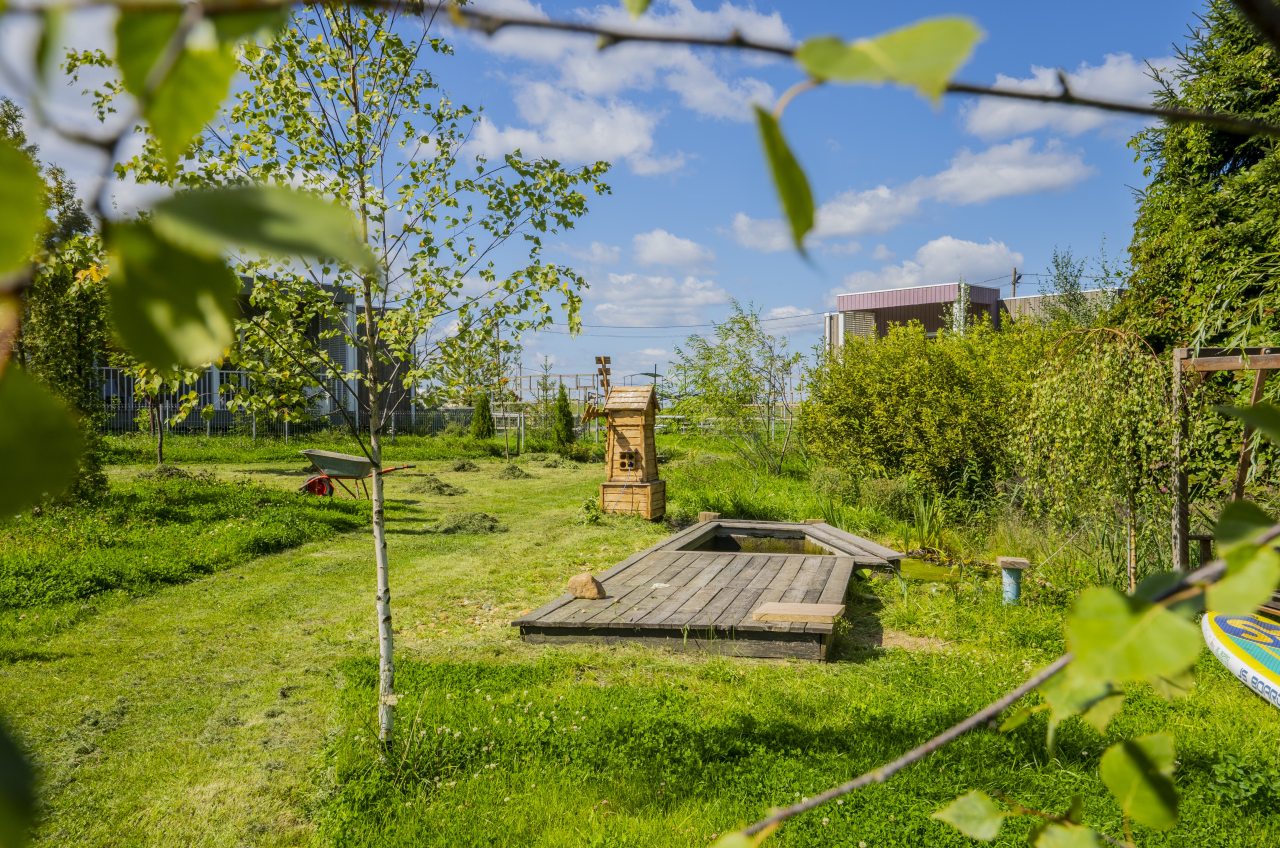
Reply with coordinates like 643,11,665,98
0,473,364,610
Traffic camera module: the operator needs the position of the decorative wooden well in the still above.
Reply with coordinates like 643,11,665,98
584,356,665,519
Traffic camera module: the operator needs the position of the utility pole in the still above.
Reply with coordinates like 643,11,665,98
1011,266,1023,298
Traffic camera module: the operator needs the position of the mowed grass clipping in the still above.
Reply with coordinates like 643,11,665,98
0,473,365,609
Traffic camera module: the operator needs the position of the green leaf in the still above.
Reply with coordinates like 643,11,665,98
621,0,651,18
107,220,241,369
0,138,46,279
1080,692,1125,733
1208,546,1280,615
1066,587,1202,684
1215,500,1274,548
709,833,752,848
932,790,1006,841
795,17,983,100
1149,670,1195,700
0,367,83,516
1221,403,1280,448
151,185,376,271
115,11,279,171
1034,823,1102,848
753,106,814,254
998,705,1035,733
1099,733,1178,831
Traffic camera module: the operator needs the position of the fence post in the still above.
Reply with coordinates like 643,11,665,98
285,419,289,444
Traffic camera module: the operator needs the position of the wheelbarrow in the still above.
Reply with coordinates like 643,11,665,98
299,449,415,498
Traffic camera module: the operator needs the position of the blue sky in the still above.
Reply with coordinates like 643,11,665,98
427,0,1201,379
0,0,1205,382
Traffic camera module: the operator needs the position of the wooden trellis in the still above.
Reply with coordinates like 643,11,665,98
1171,346,1280,570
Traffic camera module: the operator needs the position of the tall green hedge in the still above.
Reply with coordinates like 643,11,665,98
470,392,495,440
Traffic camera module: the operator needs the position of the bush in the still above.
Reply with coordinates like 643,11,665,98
470,392,495,440
800,321,1049,498
551,383,576,447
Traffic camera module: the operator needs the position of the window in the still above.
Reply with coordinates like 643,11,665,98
619,450,637,471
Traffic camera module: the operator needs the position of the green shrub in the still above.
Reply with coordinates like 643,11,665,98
801,321,1049,498
860,476,919,522
470,392,495,439
809,466,860,505
551,383,576,447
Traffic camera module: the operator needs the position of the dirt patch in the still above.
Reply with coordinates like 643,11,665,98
450,460,480,472
497,464,534,480
407,474,466,496
879,629,949,652
432,512,506,534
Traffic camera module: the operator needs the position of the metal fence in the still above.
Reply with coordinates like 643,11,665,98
97,366,475,439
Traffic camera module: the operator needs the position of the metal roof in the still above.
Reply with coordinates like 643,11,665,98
835,283,1001,312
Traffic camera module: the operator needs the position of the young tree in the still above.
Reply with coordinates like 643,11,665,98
470,390,495,440
552,381,576,448
2,100,108,498
668,301,801,474
112,6,607,741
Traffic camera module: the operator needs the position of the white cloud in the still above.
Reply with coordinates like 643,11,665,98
591,272,729,326
872,244,895,261
731,139,1090,251
766,305,807,320
963,53,1177,139
469,83,684,175
563,241,621,265
633,228,714,268
841,236,1024,293
467,0,789,122
925,138,1094,204
729,213,792,253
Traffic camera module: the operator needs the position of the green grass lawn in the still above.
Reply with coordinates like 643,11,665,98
1,453,1278,846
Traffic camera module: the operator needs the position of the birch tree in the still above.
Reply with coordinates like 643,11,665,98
113,4,608,742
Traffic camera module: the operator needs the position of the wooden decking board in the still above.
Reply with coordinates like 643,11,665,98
684,554,770,628
636,552,733,626
553,560,674,626
580,552,698,626
659,554,760,627
555,552,693,625
515,519,897,660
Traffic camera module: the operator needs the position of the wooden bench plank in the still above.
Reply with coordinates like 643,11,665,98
752,602,846,623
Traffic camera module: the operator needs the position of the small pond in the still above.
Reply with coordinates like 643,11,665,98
898,557,961,582
682,532,836,556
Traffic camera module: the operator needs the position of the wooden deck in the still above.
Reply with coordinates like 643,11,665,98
513,519,901,661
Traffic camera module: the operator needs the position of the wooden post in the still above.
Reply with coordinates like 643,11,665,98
1233,367,1272,500
1171,348,1190,572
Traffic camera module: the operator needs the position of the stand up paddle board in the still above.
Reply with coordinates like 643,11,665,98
1202,611,1280,709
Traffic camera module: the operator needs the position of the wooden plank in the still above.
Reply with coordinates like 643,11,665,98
739,555,807,633
1184,353,1280,372
817,557,855,605
660,554,759,627
519,627,824,661
580,552,698,625
549,552,688,625
803,523,902,563
534,553,671,625
636,553,734,626
780,556,825,604
605,554,711,627
719,556,788,629
686,555,770,628
751,602,846,623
